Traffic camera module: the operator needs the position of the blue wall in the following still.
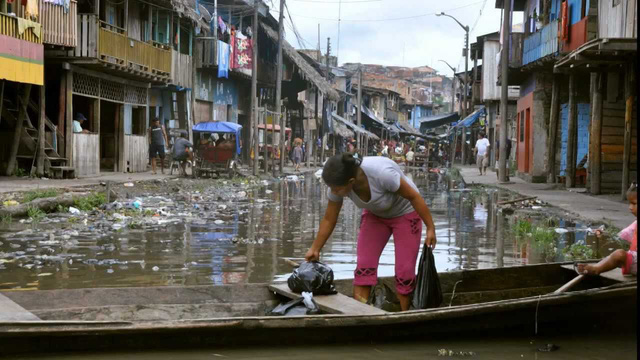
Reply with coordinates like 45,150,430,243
559,103,590,176
197,72,240,123
549,0,587,24
411,105,433,129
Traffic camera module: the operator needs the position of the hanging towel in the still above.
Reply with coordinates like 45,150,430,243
217,40,230,79
218,16,227,34
25,0,38,20
231,37,252,70
17,18,41,38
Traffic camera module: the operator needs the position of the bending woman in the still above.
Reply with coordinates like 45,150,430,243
305,153,437,311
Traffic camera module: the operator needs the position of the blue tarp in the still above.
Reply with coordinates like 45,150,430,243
193,121,242,155
419,112,460,132
454,107,486,128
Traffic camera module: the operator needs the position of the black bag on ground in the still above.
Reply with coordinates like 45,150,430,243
269,295,319,316
411,244,443,309
287,261,337,295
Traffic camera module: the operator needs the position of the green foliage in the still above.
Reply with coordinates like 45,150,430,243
67,216,79,224
56,204,69,213
13,168,27,177
1,214,12,225
73,193,106,211
27,206,45,222
23,189,59,203
513,219,533,238
543,216,560,227
563,243,596,261
531,226,559,261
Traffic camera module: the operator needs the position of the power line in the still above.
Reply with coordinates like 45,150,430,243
289,0,382,3
272,1,483,22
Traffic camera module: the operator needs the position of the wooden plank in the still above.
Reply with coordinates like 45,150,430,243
566,74,577,188
0,293,40,321
82,15,88,58
590,72,603,194
548,74,561,183
622,61,634,199
560,264,636,283
268,283,387,316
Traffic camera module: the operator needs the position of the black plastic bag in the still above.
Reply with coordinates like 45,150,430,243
367,282,401,312
287,261,337,295
411,244,443,309
269,293,320,316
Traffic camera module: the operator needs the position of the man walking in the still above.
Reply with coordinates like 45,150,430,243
148,118,168,175
474,131,490,175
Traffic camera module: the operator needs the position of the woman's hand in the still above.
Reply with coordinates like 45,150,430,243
426,228,437,249
305,248,320,262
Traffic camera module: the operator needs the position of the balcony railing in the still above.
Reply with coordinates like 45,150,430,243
39,0,77,47
72,14,171,80
197,38,217,68
0,12,42,44
523,20,559,66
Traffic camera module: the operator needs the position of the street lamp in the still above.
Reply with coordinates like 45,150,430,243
436,12,469,119
438,59,457,114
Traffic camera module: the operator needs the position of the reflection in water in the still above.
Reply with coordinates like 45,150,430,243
0,171,609,290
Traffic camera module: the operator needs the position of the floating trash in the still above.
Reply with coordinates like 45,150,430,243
554,228,569,234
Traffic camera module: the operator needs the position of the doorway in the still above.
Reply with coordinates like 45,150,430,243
99,100,119,171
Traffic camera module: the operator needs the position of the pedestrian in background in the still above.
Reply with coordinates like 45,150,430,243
293,139,303,172
148,118,169,175
474,131,490,175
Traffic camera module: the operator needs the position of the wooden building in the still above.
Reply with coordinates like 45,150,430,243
554,0,637,196
471,31,519,168
0,0,61,177
38,0,208,177
496,0,598,183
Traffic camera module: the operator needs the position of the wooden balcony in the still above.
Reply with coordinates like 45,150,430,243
171,50,192,88
0,13,43,85
0,12,42,44
39,0,77,47
70,14,171,83
523,20,559,66
196,38,217,68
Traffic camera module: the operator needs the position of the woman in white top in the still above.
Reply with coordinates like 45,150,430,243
305,153,437,311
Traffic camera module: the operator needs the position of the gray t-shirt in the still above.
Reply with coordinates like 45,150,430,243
326,156,418,218
172,138,193,158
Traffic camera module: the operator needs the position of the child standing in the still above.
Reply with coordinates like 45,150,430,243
577,182,637,276
293,140,303,172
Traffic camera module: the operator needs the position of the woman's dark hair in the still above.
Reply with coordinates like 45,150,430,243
322,153,362,186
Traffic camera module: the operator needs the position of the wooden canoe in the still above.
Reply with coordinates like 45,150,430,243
0,262,635,355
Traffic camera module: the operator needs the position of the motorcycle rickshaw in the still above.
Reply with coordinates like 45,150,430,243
192,121,242,178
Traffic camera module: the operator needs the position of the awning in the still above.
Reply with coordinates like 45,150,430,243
554,38,637,70
453,107,486,128
332,116,355,138
397,119,421,136
419,112,460,132
361,105,390,130
332,113,380,141
193,121,242,133
257,124,291,132
260,22,340,101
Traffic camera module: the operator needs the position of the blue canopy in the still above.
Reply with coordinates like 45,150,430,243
419,112,460,132
193,121,242,133
454,107,486,128
192,121,242,155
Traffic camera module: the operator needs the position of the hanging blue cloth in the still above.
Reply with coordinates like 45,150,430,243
217,40,230,79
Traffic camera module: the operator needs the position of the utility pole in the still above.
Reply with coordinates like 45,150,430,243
275,0,285,175
357,66,362,150
251,2,259,176
498,0,511,182
464,30,469,119
320,37,331,165
337,0,341,63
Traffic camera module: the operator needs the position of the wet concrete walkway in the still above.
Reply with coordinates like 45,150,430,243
458,166,634,230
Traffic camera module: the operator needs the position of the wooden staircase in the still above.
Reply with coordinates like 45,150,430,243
4,99,74,179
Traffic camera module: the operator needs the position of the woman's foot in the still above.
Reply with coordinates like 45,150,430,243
576,263,600,275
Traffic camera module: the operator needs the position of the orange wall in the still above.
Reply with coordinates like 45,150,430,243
563,17,588,53
516,93,534,174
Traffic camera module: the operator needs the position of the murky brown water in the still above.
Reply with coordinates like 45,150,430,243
11,330,637,359
0,171,616,290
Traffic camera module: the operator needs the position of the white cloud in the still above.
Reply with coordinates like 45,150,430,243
271,0,519,76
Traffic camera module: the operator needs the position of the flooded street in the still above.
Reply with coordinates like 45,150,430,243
0,171,616,290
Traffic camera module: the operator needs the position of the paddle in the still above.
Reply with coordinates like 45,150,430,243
552,275,585,294
282,258,301,268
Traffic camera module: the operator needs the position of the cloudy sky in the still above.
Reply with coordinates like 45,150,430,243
269,0,523,77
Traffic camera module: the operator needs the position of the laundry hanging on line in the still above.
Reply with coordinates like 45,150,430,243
217,40,230,79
